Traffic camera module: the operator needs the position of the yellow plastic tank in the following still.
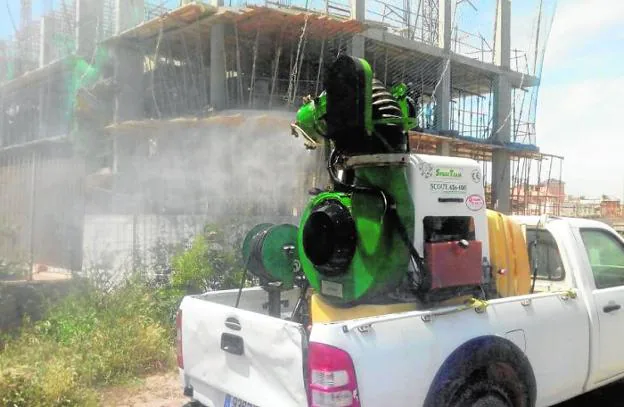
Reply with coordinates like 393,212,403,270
310,293,420,323
309,293,471,323
486,209,531,297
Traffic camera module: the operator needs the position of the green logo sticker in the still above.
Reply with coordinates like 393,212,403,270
435,168,463,178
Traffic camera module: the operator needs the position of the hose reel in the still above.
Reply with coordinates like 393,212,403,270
242,223,299,289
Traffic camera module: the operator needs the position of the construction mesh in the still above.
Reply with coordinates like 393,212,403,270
0,0,562,276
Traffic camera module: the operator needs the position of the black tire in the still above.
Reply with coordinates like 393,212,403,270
450,373,516,407
424,337,536,407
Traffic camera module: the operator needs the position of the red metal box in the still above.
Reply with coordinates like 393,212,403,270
424,241,483,290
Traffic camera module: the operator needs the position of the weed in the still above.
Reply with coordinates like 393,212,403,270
0,279,181,407
0,219,253,406
170,222,247,293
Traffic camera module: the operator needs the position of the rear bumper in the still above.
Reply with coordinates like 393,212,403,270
179,369,194,398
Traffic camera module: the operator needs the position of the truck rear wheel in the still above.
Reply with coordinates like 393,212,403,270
452,381,514,407
424,336,536,407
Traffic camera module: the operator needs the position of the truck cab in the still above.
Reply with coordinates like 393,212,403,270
518,215,624,387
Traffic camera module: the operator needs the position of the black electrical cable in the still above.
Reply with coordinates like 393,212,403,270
290,278,310,324
530,240,540,294
322,78,428,291
327,147,426,282
386,204,426,289
234,268,247,309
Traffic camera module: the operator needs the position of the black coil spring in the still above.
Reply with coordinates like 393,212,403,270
371,79,403,126
370,78,407,152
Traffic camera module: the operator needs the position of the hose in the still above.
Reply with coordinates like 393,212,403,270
327,148,426,287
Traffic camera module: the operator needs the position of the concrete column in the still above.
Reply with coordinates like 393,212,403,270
434,0,452,155
434,74,452,156
494,0,511,68
492,75,512,143
348,35,366,58
113,47,144,122
351,0,365,22
438,0,452,51
493,0,511,138
115,0,144,35
491,0,512,213
490,0,512,213
491,74,512,213
111,0,145,212
348,0,365,58
0,92,4,147
210,23,226,110
436,140,451,155
76,0,104,57
39,17,55,141
491,149,510,213
434,64,451,133
113,0,145,122
492,0,512,133
39,17,55,67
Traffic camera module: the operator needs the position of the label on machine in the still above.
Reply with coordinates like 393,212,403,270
429,182,468,194
321,280,344,298
465,194,485,211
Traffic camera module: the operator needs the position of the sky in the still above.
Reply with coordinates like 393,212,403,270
536,0,624,200
1,0,623,199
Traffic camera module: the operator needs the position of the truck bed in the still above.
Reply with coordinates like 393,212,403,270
179,286,591,407
178,287,309,407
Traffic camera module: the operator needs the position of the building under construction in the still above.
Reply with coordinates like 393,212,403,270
0,0,561,274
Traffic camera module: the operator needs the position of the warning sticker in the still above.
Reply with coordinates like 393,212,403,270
430,182,468,194
465,194,485,211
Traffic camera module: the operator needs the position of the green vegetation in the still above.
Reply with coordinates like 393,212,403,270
0,260,28,281
0,279,180,406
171,222,248,294
0,221,248,406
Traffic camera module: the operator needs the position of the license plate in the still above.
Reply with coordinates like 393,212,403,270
224,394,258,407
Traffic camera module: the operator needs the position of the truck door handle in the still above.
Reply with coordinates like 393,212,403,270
221,333,244,355
603,304,621,313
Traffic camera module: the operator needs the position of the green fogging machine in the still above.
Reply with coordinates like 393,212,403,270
240,54,422,313
240,54,487,317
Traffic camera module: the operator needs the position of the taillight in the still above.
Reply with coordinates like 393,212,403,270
307,342,360,407
176,309,184,369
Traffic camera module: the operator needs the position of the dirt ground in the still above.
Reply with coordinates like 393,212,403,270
99,371,190,407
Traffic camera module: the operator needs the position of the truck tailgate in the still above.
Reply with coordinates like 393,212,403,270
179,295,308,407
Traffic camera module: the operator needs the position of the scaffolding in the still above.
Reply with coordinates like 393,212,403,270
50,2,79,61
367,0,439,45
0,0,562,251
509,153,565,216
114,6,363,119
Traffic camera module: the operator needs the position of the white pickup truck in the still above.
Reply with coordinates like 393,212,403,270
176,215,624,407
